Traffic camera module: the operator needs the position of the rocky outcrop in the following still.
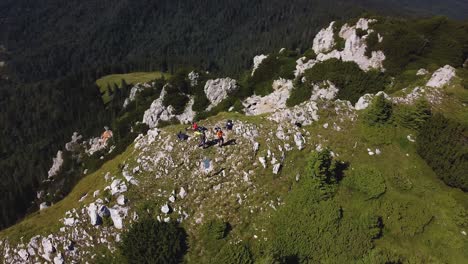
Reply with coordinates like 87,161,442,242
123,83,151,108
204,78,238,110
87,203,100,226
252,55,268,76
48,151,64,178
355,91,390,110
243,78,293,115
142,87,173,128
294,57,317,77
65,132,83,152
314,18,385,72
338,19,385,71
416,68,429,76
313,22,336,54
269,100,319,126
188,71,200,87
142,86,195,128
426,65,456,88
177,97,196,124
310,81,339,101
316,50,341,62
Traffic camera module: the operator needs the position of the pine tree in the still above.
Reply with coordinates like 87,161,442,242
363,94,393,126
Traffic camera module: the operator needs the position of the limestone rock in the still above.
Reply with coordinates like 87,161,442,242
40,202,49,211
313,21,336,54
161,204,170,214
355,91,390,110
63,218,75,226
294,57,317,77
188,71,200,87
110,206,128,229
110,179,128,195
41,237,55,256
294,133,305,150
272,163,281,174
269,101,319,126
177,97,195,124
168,195,175,203
204,78,238,110
355,18,377,30
48,150,64,178
53,253,64,264
18,249,29,261
416,68,429,76
252,54,268,76
98,205,110,218
142,86,174,128
314,18,385,72
243,78,293,115
259,157,267,168
65,132,83,152
316,50,341,62
310,81,339,101
178,187,187,199
426,65,456,88
117,195,126,205
87,203,100,226
123,82,150,108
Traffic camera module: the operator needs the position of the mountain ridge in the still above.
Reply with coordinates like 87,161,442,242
1,15,467,263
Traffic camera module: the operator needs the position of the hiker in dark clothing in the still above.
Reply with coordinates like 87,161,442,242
177,131,188,141
194,129,207,148
226,120,233,130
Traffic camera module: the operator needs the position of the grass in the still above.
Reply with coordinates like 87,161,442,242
0,148,133,243
96,71,171,103
1,104,467,263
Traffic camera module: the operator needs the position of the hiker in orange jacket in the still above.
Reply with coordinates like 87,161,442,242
216,127,224,147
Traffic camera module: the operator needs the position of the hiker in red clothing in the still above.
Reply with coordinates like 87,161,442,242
192,122,198,131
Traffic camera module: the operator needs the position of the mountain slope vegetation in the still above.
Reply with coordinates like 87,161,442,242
0,0,467,230
0,12,467,263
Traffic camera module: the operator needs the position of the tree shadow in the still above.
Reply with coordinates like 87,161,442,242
334,161,350,182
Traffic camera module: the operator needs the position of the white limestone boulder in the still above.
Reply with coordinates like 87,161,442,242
313,22,336,54
48,151,64,178
87,203,100,226
252,54,268,76
426,65,456,88
188,71,200,87
416,68,429,76
243,78,293,115
204,78,238,110
269,101,319,126
355,91,390,110
310,81,339,101
295,57,317,77
178,187,187,199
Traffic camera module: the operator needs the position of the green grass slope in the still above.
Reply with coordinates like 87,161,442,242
1,101,466,263
96,71,170,103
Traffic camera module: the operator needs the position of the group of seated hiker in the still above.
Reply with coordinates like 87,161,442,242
176,120,234,149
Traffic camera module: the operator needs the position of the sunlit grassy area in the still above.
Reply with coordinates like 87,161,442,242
96,71,171,103
1,108,467,263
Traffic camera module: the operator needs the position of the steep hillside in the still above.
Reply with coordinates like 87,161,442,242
1,16,467,263
1,0,467,231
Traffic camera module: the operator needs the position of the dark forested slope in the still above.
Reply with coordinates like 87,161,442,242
0,0,466,82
